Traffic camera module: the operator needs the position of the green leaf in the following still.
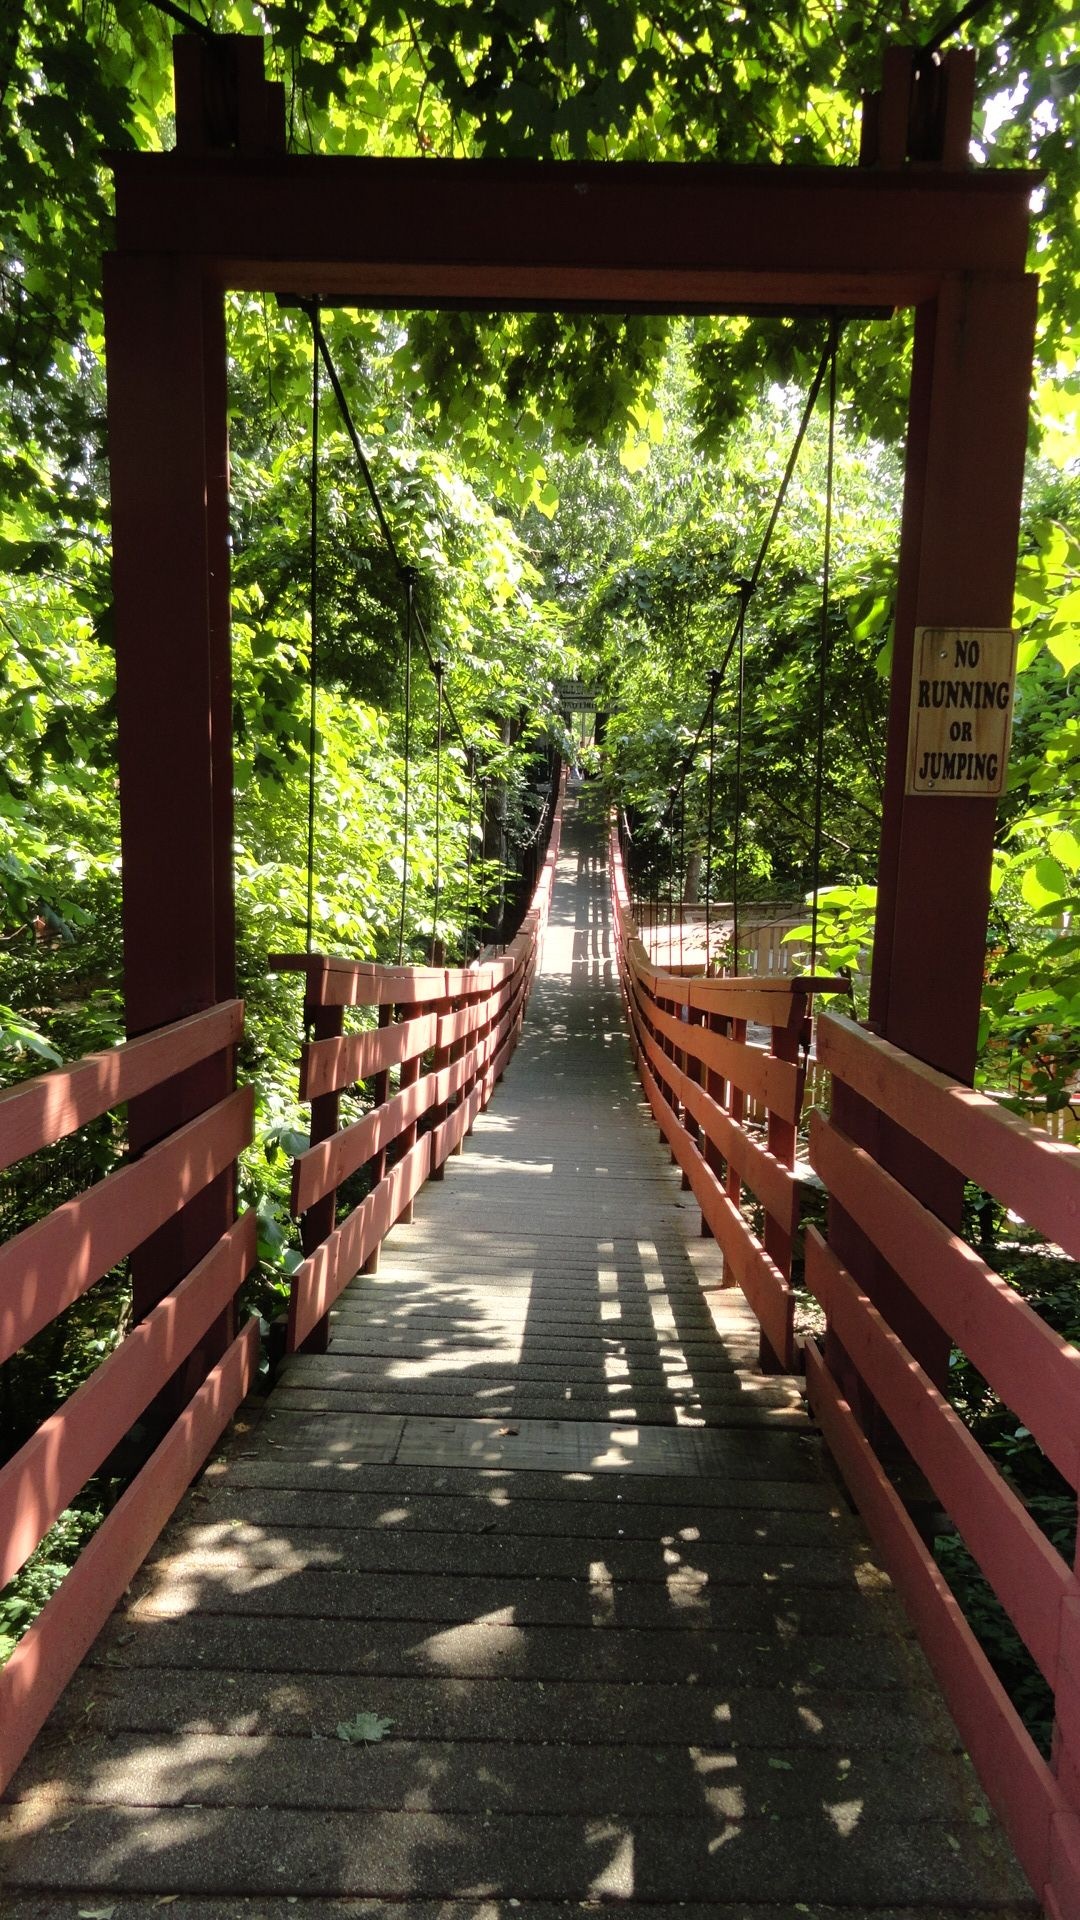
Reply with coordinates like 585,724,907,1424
1047,628,1080,674
1020,857,1068,909
336,1711,395,1744
1048,829,1080,872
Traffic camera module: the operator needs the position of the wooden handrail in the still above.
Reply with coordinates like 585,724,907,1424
0,1086,253,1365
0,1211,257,1590
817,1009,1080,1260
810,1111,1080,1485
0,1009,256,1797
608,813,813,1371
282,769,565,1352
807,1002,1080,1918
0,1000,243,1171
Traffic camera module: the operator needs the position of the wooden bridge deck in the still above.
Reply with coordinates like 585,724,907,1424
0,802,1035,1918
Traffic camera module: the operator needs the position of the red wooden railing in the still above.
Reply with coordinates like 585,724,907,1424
273,782,563,1353
805,1011,1080,1920
0,1003,259,1794
609,819,837,1372
612,817,1080,1911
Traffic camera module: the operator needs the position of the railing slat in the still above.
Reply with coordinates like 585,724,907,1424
270,955,458,1009
0,1000,243,1171
289,1137,431,1350
805,1229,1072,1685
804,1339,1066,1914
300,1010,439,1100
0,1211,257,1588
626,989,792,1366
637,1013,797,1231
817,1009,1080,1261
639,987,801,1119
293,1043,473,1213
283,771,563,1350
292,963,530,1214
0,1086,254,1367
810,1112,1080,1487
0,1316,259,1798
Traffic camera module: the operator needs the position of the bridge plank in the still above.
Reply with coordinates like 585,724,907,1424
0,799,1033,1917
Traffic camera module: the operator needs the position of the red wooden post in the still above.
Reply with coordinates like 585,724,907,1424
701,1009,727,1235
104,253,237,1403
761,1014,805,1374
362,1004,393,1273
297,973,344,1355
398,1002,422,1221
104,34,285,1400
428,982,453,1179
680,1004,702,1189
725,1018,747,1215
448,1000,470,1156
836,273,1037,1404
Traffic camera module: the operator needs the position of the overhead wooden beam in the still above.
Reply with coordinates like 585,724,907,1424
113,154,1035,310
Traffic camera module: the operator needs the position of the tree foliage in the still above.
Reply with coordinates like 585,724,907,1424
1,0,1078,1744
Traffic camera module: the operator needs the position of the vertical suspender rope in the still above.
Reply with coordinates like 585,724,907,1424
667,794,676,967
396,568,416,965
430,659,445,965
703,670,719,971
810,321,841,973
480,771,489,941
462,751,475,965
304,312,320,956
498,790,506,945
729,583,750,978
678,791,686,971
651,856,659,960
308,324,479,971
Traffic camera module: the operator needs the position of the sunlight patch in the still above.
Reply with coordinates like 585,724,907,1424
825,1797,864,1837
588,1826,634,1897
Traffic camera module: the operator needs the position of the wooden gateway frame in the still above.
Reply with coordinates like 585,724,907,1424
104,35,1038,1389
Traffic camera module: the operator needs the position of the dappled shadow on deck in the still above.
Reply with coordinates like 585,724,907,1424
0,799,1036,1916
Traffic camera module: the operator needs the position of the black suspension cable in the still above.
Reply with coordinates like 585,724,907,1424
497,804,506,945
662,337,835,836
143,0,217,40
304,313,320,956
311,317,404,573
810,323,842,973
309,313,470,751
396,569,416,965
729,582,751,978
430,661,445,964
921,0,996,55
413,605,468,750
480,772,490,940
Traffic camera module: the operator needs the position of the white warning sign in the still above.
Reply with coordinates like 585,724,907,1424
905,627,1017,797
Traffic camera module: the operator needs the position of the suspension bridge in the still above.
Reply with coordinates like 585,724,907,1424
2,25,1079,1917
1,788,1076,1915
